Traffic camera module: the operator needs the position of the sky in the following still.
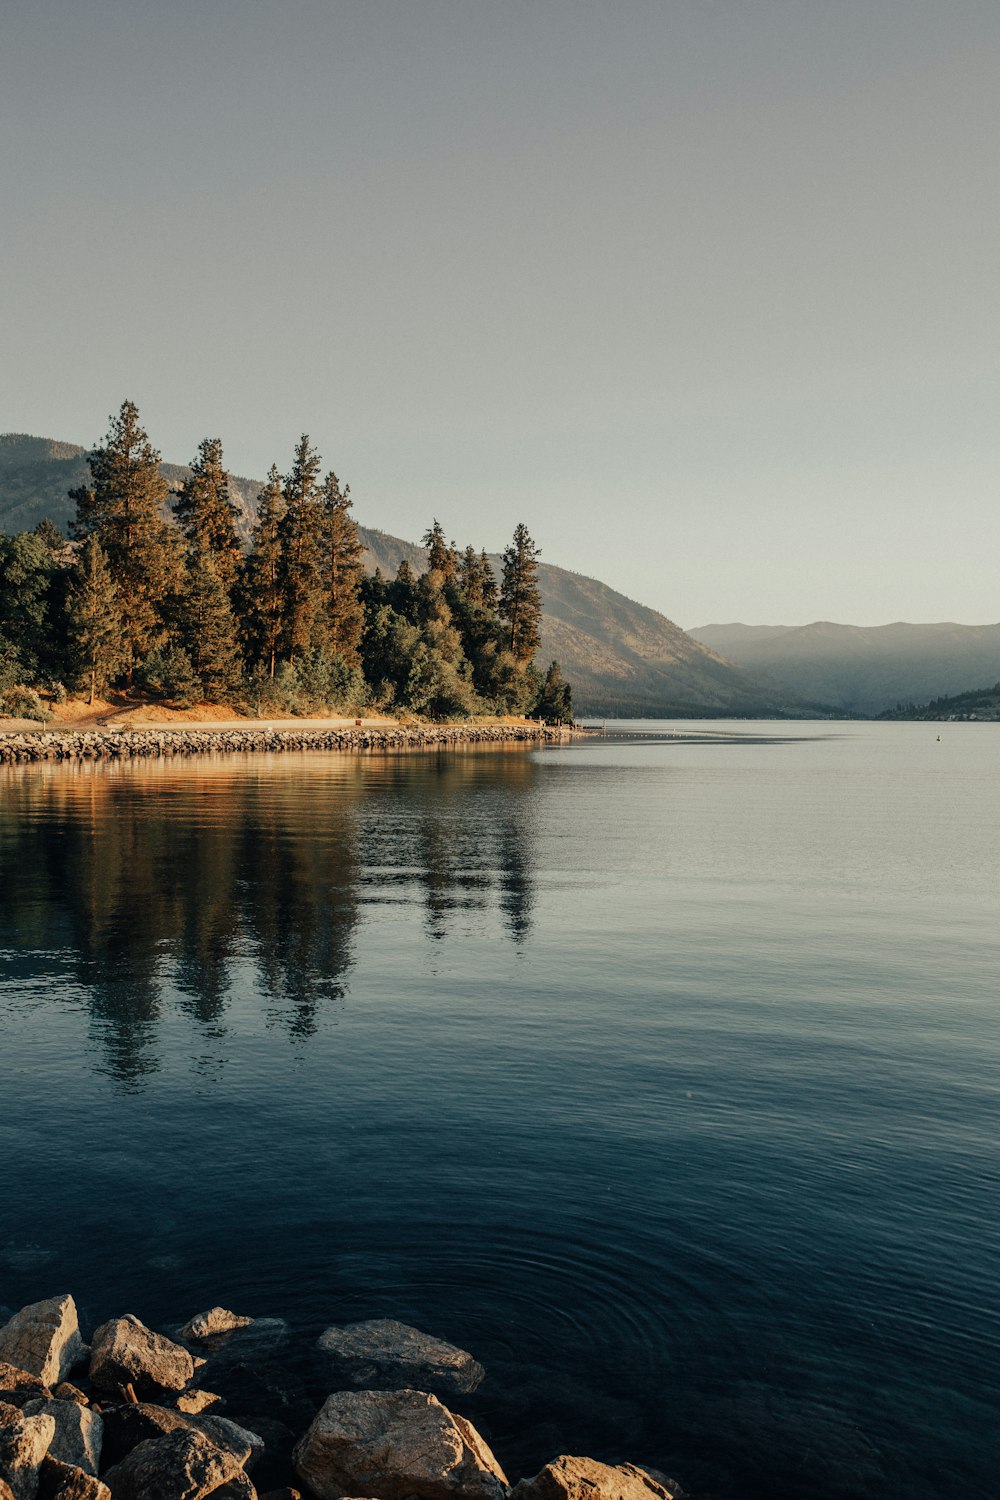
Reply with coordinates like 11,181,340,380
2,1,998,627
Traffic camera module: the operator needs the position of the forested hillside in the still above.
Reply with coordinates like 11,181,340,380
0,427,806,718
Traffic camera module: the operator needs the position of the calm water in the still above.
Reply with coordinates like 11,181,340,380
1,722,997,1499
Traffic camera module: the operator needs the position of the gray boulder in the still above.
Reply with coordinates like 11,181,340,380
22,1401,102,1477
0,1401,56,1500
37,1457,111,1500
89,1316,194,1398
0,1300,84,1388
509,1458,685,1500
101,1428,251,1499
176,1310,254,1345
316,1320,484,1396
293,1389,508,1500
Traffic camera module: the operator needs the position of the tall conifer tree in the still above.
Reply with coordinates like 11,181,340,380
241,465,286,677
181,552,242,698
499,523,543,663
65,536,124,703
321,471,365,665
422,519,459,581
278,436,326,658
69,400,182,676
173,437,242,592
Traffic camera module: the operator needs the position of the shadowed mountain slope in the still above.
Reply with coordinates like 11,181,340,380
0,431,809,716
692,620,1000,715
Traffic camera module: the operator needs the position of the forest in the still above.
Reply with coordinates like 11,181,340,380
0,402,572,724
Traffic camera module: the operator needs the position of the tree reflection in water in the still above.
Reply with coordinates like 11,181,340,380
0,747,538,1088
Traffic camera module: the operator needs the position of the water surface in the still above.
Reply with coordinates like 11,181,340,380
1,722,997,1499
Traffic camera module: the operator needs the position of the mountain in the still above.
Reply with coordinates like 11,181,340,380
0,431,809,717
691,620,1000,715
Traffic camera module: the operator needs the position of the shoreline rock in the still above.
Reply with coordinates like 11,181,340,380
0,724,573,767
0,1294,689,1500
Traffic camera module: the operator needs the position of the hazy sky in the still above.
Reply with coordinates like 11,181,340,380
3,1,998,626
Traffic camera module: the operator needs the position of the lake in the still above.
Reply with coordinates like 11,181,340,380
1,721,997,1499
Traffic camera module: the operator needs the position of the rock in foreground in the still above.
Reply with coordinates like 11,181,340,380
38,1456,111,1499
0,1403,56,1500
511,1457,685,1500
101,1428,251,1500
0,1300,84,1388
293,1389,508,1500
21,1399,101,1476
316,1320,484,1396
89,1317,194,1398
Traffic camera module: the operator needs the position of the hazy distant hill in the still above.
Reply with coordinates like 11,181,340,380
0,431,809,717
691,620,1000,715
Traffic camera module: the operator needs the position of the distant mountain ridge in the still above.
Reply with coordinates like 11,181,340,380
691,620,1000,715
0,431,811,718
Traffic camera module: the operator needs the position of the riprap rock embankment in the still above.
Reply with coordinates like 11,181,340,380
0,723,571,765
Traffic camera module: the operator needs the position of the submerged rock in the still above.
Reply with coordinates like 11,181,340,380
293,1389,508,1500
89,1316,194,1398
0,1299,84,1388
22,1400,102,1477
101,1428,250,1500
510,1458,685,1500
316,1320,484,1396
0,1402,57,1500
177,1310,254,1345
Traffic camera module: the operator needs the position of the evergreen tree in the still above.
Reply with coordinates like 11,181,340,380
499,522,543,663
278,436,326,658
422,519,459,581
241,465,286,677
534,660,573,723
180,551,241,699
479,548,499,611
173,437,242,592
321,470,365,665
0,531,58,678
69,400,182,677
65,536,124,703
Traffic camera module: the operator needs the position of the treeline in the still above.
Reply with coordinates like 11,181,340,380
0,401,572,722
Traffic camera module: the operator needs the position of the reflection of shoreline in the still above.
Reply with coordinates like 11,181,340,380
0,751,538,1088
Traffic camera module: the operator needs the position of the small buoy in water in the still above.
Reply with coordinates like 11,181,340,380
936,735,940,741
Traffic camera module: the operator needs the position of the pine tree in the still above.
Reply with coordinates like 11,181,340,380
422,519,459,581
479,549,498,612
173,437,242,592
321,471,365,665
499,522,543,663
534,660,573,723
65,536,124,703
181,552,242,699
69,400,182,677
240,465,286,677
0,531,57,679
278,436,326,658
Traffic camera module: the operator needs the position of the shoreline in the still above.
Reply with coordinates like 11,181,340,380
0,721,575,765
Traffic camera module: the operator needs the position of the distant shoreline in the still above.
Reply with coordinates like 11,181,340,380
0,721,575,766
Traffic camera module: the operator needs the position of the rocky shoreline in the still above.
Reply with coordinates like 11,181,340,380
0,1295,685,1500
0,724,573,766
